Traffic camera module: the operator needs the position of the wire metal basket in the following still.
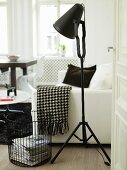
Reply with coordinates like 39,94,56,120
0,104,52,167
8,120,52,167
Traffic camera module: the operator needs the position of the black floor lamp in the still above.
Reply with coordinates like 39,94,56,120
51,3,111,165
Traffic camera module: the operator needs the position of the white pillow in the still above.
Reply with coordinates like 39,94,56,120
89,63,112,89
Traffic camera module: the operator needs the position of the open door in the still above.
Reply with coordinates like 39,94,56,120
112,0,127,169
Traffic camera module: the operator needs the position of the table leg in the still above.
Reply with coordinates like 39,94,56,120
22,68,27,75
10,68,16,88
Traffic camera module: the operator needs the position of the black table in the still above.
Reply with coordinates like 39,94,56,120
0,59,37,88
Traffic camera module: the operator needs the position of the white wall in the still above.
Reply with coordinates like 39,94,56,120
85,0,114,65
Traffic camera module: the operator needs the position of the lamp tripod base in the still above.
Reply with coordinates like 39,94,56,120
51,121,111,165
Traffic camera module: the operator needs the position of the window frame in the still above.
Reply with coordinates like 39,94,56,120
36,0,81,57
0,0,8,55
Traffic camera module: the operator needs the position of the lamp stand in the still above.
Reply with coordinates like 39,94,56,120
51,20,111,166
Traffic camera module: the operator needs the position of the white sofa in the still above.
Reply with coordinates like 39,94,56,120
51,70,112,144
18,64,112,144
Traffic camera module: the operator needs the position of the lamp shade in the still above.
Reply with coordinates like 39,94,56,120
53,3,84,39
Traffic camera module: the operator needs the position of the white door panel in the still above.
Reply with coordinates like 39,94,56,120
114,113,127,170
117,63,127,80
112,0,127,169
117,0,127,64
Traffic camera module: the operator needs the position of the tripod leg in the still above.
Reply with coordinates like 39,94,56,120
85,122,111,164
51,122,82,164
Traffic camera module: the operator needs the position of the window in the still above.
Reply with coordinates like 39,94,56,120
0,0,8,54
37,1,77,57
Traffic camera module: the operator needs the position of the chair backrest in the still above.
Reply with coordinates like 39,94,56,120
36,57,79,85
0,71,10,86
33,56,44,87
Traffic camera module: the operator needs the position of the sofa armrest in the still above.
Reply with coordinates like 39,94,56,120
58,70,66,83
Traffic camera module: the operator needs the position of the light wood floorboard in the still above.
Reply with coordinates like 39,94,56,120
0,145,111,170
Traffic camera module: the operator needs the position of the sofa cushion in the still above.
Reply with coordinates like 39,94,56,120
63,64,96,88
89,63,112,89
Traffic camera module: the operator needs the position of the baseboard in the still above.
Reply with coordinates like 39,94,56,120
51,143,111,148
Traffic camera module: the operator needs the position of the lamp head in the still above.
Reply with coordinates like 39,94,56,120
53,3,84,39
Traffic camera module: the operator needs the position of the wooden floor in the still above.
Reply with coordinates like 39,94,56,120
0,145,111,170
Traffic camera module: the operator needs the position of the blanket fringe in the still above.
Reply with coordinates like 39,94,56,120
39,121,69,136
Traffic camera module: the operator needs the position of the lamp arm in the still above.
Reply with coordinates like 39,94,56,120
81,20,86,59
74,20,86,59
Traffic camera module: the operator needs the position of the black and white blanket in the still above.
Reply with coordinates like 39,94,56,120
37,86,71,135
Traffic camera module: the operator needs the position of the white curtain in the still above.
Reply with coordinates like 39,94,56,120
7,0,33,59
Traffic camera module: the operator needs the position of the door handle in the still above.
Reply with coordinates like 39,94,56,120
108,46,114,52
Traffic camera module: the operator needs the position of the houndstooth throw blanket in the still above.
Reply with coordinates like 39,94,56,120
37,86,71,135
